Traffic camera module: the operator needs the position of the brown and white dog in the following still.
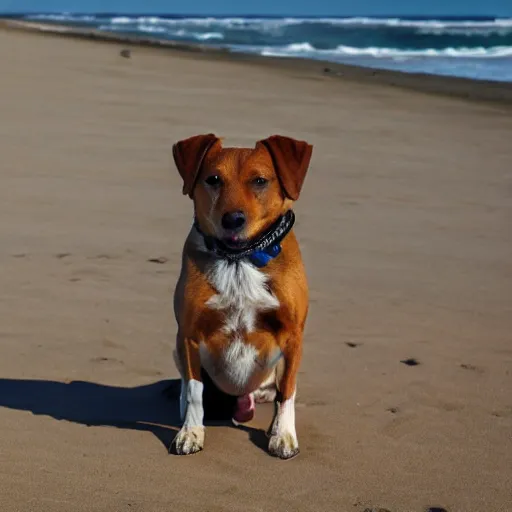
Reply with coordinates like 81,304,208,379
171,134,313,459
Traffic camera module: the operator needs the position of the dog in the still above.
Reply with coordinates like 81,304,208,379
171,134,313,459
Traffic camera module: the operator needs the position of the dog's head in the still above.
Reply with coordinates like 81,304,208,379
172,134,313,248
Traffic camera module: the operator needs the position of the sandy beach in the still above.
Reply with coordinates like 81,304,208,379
0,24,511,512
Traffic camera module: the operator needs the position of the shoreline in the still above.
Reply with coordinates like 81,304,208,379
2,18,512,106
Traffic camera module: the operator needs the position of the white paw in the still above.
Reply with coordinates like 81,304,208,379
253,386,277,404
173,426,204,455
268,431,299,459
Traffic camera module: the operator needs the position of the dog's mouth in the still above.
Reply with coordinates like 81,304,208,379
220,235,249,250
194,210,295,261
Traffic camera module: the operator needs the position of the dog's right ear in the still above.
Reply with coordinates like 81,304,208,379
172,134,220,197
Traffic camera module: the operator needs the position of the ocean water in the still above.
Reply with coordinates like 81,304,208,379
21,14,512,82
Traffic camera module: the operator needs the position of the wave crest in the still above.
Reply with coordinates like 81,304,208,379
262,42,512,59
20,13,512,82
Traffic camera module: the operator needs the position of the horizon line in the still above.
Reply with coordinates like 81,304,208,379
1,12,510,19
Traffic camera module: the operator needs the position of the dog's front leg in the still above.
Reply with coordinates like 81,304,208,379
268,333,302,459
172,337,205,455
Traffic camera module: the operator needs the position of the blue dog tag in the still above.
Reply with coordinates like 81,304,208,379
249,244,281,268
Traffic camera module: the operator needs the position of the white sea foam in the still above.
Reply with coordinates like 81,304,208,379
261,43,512,59
110,16,132,24
103,23,224,40
136,24,167,34
105,15,512,31
282,42,316,52
25,14,512,35
293,17,512,30
194,32,224,40
28,13,96,22
418,27,512,37
22,14,512,82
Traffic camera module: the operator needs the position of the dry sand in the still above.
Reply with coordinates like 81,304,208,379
0,25,511,512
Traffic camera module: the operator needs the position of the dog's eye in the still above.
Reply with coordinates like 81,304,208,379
252,177,268,187
205,175,222,187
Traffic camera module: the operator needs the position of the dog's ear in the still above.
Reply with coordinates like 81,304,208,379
258,135,313,201
172,134,220,197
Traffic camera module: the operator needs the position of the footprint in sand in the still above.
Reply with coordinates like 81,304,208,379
460,363,484,374
90,356,124,365
71,267,110,281
491,406,512,418
400,358,420,366
102,338,125,350
88,254,120,260
147,256,168,264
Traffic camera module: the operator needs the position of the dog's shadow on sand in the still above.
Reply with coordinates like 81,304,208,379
0,373,269,454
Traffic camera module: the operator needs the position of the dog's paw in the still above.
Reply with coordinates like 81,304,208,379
253,386,276,404
268,431,299,460
172,426,204,455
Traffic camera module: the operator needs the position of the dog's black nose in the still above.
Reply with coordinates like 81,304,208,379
221,211,246,231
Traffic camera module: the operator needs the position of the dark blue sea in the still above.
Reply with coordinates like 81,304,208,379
20,13,512,82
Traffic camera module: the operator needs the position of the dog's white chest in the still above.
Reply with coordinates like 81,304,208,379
201,259,280,395
205,259,279,333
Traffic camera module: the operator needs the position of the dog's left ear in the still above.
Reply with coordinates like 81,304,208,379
258,135,313,201
173,133,220,197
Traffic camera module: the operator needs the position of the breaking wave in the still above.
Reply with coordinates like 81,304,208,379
21,14,512,82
